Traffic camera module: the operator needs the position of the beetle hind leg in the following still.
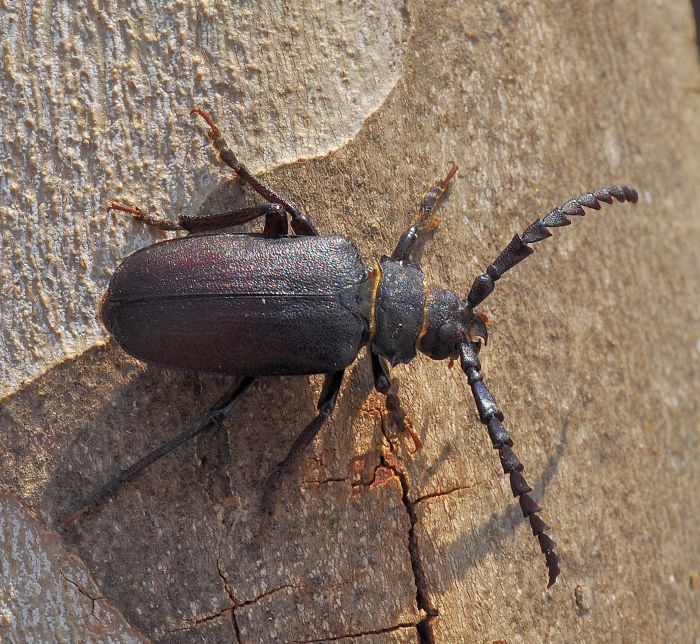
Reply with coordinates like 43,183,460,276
60,377,255,526
258,370,345,535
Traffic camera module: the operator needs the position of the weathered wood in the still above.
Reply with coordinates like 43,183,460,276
1,1,699,641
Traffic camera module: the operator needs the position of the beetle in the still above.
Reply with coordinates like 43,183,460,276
65,108,638,587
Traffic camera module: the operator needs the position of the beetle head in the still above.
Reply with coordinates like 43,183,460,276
418,289,487,361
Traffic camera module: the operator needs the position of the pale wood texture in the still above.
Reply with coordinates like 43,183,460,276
1,1,699,641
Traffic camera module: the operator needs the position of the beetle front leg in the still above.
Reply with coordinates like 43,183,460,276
371,353,422,452
459,341,560,587
61,377,255,526
191,108,319,236
259,370,345,532
390,162,458,266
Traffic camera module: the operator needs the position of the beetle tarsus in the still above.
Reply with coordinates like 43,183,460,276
107,202,182,231
440,161,459,189
466,185,638,308
398,415,422,453
190,107,220,136
391,162,458,265
459,341,560,587
385,386,422,452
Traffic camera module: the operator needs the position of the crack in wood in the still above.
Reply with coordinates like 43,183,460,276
414,484,476,504
381,455,439,644
373,410,437,644
60,572,103,623
216,557,242,644
291,622,418,643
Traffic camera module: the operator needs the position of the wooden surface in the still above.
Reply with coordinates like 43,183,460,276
1,1,699,642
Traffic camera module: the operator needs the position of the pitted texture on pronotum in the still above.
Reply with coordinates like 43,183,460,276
467,186,639,308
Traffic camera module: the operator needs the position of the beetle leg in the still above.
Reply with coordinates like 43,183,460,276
465,185,638,308
107,202,183,231
262,204,289,235
371,353,422,452
60,377,255,526
259,370,345,533
391,162,458,266
191,107,319,236
181,203,289,234
459,341,560,587
109,201,289,235
371,351,392,394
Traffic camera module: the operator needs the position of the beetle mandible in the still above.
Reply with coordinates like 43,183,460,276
66,108,638,587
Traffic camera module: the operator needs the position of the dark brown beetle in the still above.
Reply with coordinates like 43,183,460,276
67,108,638,587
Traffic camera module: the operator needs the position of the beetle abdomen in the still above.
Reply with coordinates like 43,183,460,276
101,234,370,375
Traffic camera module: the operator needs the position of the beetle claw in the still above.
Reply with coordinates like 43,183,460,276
403,418,423,453
190,107,220,136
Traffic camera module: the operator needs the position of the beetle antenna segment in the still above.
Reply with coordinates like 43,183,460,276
460,342,560,587
466,185,638,308
61,377,255,526
191,107,319,236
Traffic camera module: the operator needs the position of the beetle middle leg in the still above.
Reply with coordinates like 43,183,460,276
371,353,422,452
107,202,183,231
191,107,319,237
390,162,458,266
108,202,289,235
259,369,345,533
183,202,290,235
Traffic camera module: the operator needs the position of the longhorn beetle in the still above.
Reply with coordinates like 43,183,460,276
64,108,638,587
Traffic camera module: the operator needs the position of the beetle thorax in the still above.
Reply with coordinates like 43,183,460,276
369,259,426,366
368,260,483,366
